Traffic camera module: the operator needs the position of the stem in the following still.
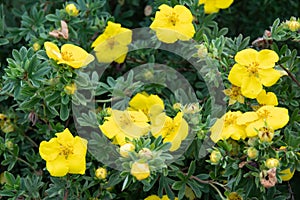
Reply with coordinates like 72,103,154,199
279,64,300,87
209,182,227,200
16,157,35,171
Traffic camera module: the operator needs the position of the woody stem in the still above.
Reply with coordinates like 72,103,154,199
278,64,300,87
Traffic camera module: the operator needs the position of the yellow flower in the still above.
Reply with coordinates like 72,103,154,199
210,150,222,163
33,42,41,51
99,110,150,145
228,49,280,99
65,3,79,16
95,167,107,179
256,89,278,106
227,192,243,200
39,128,88,177
151,112,188,151
130,161,150,180
280,167,295,181
210,111,246,143
199,0,234,14
247,147,259,159
223,85,244,105
119,143,135,157
129,92,164,117
258,126,274,142
150,4,195,43
44,42,94,69
64,83,77,95
265,158,280,169
91,21,132,63
0,114,14,133
237,105,289,137
144,195,178,200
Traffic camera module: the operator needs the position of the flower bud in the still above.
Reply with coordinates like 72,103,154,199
65,4,79,16
210,150,222,164
5,140,14,151
286,20,300,31
130,161,150,181
95,167,107,179
197,44,208,59
119,143,135,157
227,192,243,200
265,158,279,169
64,83,77,95
247,147,259,159
138,148,153,159
33,42,41,51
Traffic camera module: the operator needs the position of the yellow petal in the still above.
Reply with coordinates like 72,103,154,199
237,111,258,125
241,76,262,98
256,90,278,106
175,24,195,41
44,42,62,61
144,195,161,200
46,155,69,177
99,118,118,139
174,5,193,22
210,117,224,143
280,168,295,181
67,154,86,174
73,136,88,155
60,44,94,68
130,162,150,181
215,0,234,9
39,138,60,161
257,49,279,69
235,48,258,66
245,120,264,137
228,64,248,87
203,1,219,14
258,68,281,87
55,128,74,146
152,28,179,43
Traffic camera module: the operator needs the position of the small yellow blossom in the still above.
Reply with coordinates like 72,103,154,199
256,90,278,106
247,147,259,159
151,112,188,151
150,4,195,43
119,143,135,157
199,0,234,14
228,49,280,99
39,128,88,177
265,158,280,169
91,21,132,63
258,125,274,142
223,85,244,105
99,110,150,145
44,42,94,69
0,114,14,133
210,150,222,163
130,161,150,181
95,167,107,179
227,192,243,200
64,83,77,95
237,105,289,137
65,3,79,16
144,195,179,200
210,111,246,143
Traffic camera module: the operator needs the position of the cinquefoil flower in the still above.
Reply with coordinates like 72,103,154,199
210,111,246,143
223,85,244,105
228,49,280,98
39,128,88,177
44,42,94,69
150,4,195,43
99,110,150,145
144,195,179,200
91,21,132,63
199,0,234,14
237,105,289,137
151,112,188,151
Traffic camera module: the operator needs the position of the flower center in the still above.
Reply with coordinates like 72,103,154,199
224,113,237,126
60,144,73,159
168,12,179,26
61,51,74,61
247,62,259,76
257,109,270,119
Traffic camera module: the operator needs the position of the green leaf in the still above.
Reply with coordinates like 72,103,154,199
0,38,9,46
187,160,196,177
60,103,69,121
